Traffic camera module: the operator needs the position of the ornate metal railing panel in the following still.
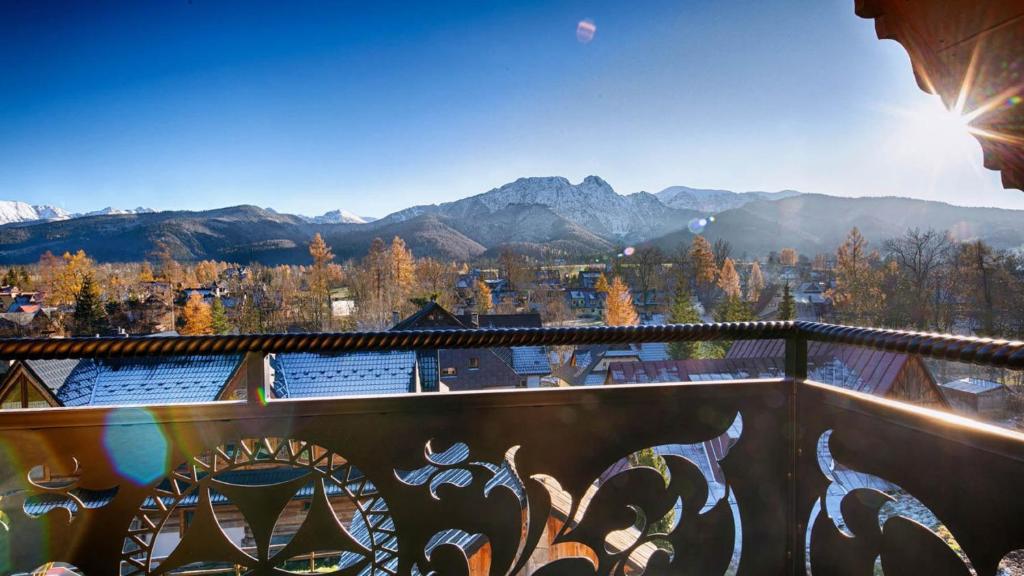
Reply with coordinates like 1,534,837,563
798,381,1024,576
0,321,1022,576
0,380,790,575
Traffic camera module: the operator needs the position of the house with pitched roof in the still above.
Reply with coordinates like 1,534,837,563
605,339,949,408
391,302,552,389
0,355,248,409
271,350,439,398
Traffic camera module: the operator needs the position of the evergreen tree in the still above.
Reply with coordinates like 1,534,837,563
72,274,106,336
703,294,753,358
628,448,674,533
667,279,701,360
594,273,610,293
779,281,796,320
211,298,232,334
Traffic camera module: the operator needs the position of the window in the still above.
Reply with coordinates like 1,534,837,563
0,386,20,410
469,357,480,369
442,367,457,377
0,379,54,410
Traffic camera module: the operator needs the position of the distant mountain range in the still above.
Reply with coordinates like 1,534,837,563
654,186,803,212
0,201,157,225
0,177,1021,264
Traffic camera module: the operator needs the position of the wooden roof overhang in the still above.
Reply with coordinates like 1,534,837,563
855,0,1024,190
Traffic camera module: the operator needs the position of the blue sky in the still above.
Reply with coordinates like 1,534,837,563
2,0,1021,216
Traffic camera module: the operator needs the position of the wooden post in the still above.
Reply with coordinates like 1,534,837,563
244,352,267,405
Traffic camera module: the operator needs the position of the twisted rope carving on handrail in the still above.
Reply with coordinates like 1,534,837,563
795,322,1024,370
0,322,795,359
0,321,1019,369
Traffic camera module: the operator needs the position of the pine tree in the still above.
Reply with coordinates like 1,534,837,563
605,276,639,326
594,273,610,293
706,292,753,358
72,274,106,336
747,261,765,302
667,279,701,359
628,448,673,533
717,258,741,299
474,280,493,314
779,282,796,320
182,292,214,335
211,298,232,334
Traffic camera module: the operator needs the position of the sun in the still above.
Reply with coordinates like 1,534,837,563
882,95,982,168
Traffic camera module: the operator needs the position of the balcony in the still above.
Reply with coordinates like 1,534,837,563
0,322,1022,576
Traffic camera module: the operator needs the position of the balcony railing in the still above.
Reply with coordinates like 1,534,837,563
0,322,1021,576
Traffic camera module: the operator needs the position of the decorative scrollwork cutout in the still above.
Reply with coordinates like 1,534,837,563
21,457,119,523
398,412,742,576
808,430,974,575
121,437,397,575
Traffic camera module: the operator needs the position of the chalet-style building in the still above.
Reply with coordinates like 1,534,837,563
0,355,247,409
566,290,605,318
606,339,949,408
0,309,59,338
391,302,552,389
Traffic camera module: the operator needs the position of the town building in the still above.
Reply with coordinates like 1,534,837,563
391,302,552,389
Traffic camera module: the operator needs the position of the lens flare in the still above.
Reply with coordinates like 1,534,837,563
576,19,596,43
687,217,713,234
623,246,635,256
103,408,169,485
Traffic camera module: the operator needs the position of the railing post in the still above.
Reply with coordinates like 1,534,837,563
785,334,808,381
244,352,268,405
784,334,807,575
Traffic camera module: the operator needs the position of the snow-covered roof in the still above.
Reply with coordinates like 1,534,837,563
941,378,1007,395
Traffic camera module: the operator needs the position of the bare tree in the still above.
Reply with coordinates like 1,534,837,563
884,228,952,329
712,239,733,269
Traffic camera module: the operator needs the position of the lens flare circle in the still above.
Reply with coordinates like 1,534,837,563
576,19,596,43
103,407,169,485
623,246,636,256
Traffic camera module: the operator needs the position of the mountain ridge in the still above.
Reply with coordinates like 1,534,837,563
0,179,1021,264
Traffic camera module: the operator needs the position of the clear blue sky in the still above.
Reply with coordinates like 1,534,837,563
2,0,1021,216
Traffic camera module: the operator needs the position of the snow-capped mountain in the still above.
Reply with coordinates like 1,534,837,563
655,186,803,213
381,176,698,241
0,201,72,225
307,209,368,224
83,206,155,217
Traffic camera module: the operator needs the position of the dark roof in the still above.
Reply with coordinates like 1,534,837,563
608,358,788,385
941,378,1008,395
271,351,419,398
390,302,463,330
392,301,543,331
55,355,243,407
416,350,440,392
606,339,944,403
511,347,550,375
455,313,542,329
24,359,81,394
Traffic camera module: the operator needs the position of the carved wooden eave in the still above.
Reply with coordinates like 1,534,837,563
855,0,1024,191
